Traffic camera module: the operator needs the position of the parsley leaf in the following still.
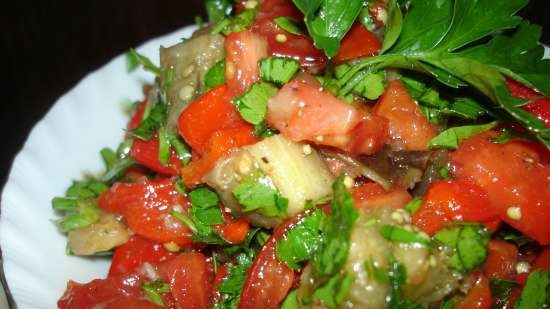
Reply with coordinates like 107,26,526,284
336,0,550,147
232,180,289,217
404,197,422,215
259,57,301,85
292,0,364,58
232,82,278,125
276,210,325,269
428,121,498,149
434,223,490,273
379,225,431,246
141,280,170,306
126,48,161,76
387,259,426,309
280,290,300,309
204,60,226,92
212,7,258,36
514,270,550,309
313,274,354,308
274,17,304,36
205,0,233,23
313,176,359,276
129,96,167,141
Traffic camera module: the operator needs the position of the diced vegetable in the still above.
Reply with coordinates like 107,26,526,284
67,213,131,256
333,23,381,63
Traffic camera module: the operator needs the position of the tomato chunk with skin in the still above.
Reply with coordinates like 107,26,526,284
412,180,500,236
450,132,550,244
98,179,193,246
131,136,182,176
267,79,387,155
455,273,493,309
506,79,550,127
352,182,411,210
251,0,327,72
225,30,268,96
215,209,250,244
99,297,164,309
483,240,518,281
178,85,248,155
108,235,176,277
157,253,211,309
333,23,381,64
181,125,258,187
237,210,317,309
374,80,437,151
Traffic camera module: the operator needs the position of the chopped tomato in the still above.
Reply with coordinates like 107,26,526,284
157,253,211,309
215,209,250,244
237,210,317,309
374,80,437,151
225,30,268,96
450,132,550,244
267,79,387,155
181,126,258,187
99,297,164,309
517,247,550,284
455,273,493,309
128,100,147,131
333,23,381,64
131,136,182,176
252,0,327,72
412,180,500,235
178,85,248,155
58,273,147,309
108,235,176,277
506,79,550,127
98,179,193,246
352,182,411,209
483,240,518,281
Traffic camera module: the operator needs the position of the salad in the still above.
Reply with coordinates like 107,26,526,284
53,0,550,308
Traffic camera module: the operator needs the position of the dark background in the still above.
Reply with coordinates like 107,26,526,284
1,0,549,188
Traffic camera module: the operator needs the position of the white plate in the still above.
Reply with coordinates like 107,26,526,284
0,25,197,309
1,23,549,308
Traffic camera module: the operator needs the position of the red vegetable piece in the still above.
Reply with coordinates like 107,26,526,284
225,30,268,96
374,80,437,151
450,132,550,244
455,273,493,309
505,79,550,128
98,179,193,246
178,85,248,155
483,240,518,281
412,180,500,235
108,235,176,277
352,182,411,210
333,23,381,64
181,125,258,187
131,136,182,176
157,253,211,309
252,0,327,72
237,210,316,309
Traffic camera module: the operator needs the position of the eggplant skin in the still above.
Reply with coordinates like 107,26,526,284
159,33,225,132
204,135,334,227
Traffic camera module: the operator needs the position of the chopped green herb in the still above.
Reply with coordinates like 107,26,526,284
126,48,161,76
276,210,325,269
259,57,301,85
252,121,278,138
232,180,288,217
205,0,233,23
212,8,257,36
280,290,300,309
215,250,257,309
438,165,451,179
168,134,192,165
364,259,389,283
434,223,490,272
380,225,431,246
158,127,171,166
233,82,278,125
55,199,101,233
405,197,422,215
274,17,304,35
141,280,170,306
129,97,167,141
428,122,498,149
204,60,227,92
313,176,359,276
293,0,364,58
514,270,550,309
102,157,135,184
313,274,354,308
100,148,117,171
